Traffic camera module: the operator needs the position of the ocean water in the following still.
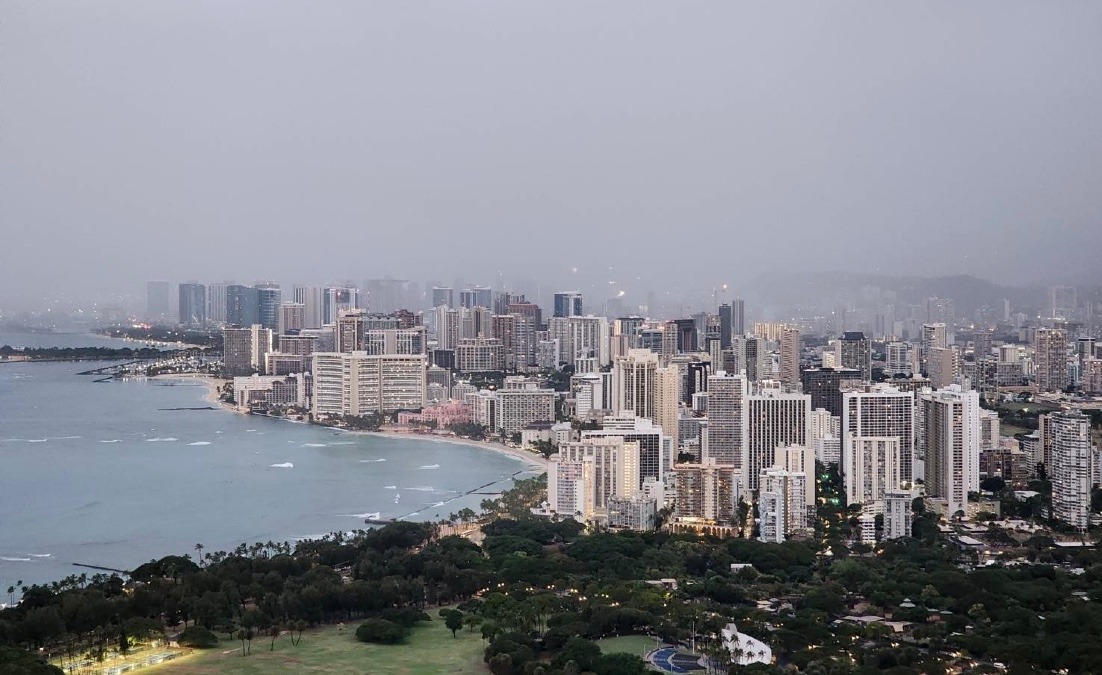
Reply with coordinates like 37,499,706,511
0,360,534,593
0,330,167,350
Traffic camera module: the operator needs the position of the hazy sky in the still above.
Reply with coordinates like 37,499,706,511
2,2,1101,310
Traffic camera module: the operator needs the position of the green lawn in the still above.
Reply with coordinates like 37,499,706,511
595,634,662,658
152,620,487,675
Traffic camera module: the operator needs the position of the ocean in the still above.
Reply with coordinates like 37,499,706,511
0,343,534,594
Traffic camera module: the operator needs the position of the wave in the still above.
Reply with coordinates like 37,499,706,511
246,429,256,432
329,441,355,445
406,486,435,492
55,436,82,440
26,439,48,443
98,439,122,443
342,512,381,519
29,554,51,558
0,557,31,562
360,458,386,463
383,485,397,490
187,441,211,446
301,443,328,448
419,464,440,469
270,462,294,469
145,437,178,442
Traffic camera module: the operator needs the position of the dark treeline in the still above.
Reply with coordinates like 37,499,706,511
7,474,1102,673
0,346,173,360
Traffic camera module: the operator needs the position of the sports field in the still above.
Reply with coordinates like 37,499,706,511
150,620,487,674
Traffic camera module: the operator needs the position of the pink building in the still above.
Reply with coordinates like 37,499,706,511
397,401,472,427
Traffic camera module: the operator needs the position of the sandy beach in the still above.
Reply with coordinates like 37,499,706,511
152,373,548,472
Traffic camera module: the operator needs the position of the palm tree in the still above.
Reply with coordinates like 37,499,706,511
194,543,205,567
6,586,13,606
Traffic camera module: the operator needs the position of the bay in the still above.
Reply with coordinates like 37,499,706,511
0,360,533,594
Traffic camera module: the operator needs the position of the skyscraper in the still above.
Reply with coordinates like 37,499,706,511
758,467,808,543
553,291,584,318
705,372,747,470
801,367,864,417
921,385,980,517
779,327,801,387
718,303,734,349
842,384,915,484
920,323,948,375
292,286,325,328
745,389,811,490
146,281,171,321
612,349,659,419
277,303,306,336
1034,327,1068,392
837,332,872,380
223,325,272,376
226,285,259,327
731,298,746,336
178,282,206,327
1050,410,1091,530
323,287,360,325
431,286,454,308
256,285,282,331
654,366,681,460
459,286,493,309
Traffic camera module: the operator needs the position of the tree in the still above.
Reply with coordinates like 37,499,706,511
194,543,205,567
444,609,464,637
595,652,649,675
552,636,601,672
355,618,409,644
293,620,306,646
269,625,281,651
980,476,1006,493
179,626,219,648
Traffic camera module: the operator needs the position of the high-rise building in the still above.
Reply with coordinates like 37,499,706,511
837,332,872,380
1050,410,1092,530
883,490,912,540
705,372,747,470
672,459,739,525
552,437,641,519
731,298,746,336
206,283,230,325
292,286,325,329
226,285,259,327
497,388,556,435
256,285,282,331
842,384,915,484
583,415,672,487
335,310,367,353
311,352,426,416
779,327,801,387
456,337,504,372
758,467,808,543
1034,327,1068,392
920,323,948,375
459,286,493,309
323,287,360,325
612,349,659,419
654,366,681,456
553,291,584,318
568,315,611,368
921,385,980,517
178,282,206,327
277,303,305,336
146,281,171,321
842,436,901,511
431,286,454,308
718,303,734,349
800,367,864,418
927,346,960,389
884,342,913,376
745,389,811,490
223,325,272,376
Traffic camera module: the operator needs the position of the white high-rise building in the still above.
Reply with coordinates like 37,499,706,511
758,467,808,543
772,444,816,520
311,352,426,416
705,372,747,470
654,366,681,457
883,490,912,540
927,346,960,390
207,283,230,324
779,327,801,387
568,315,611,369
744,388,811,490
293,285,325,329
553,437,641,517
920,323,948,375
1050,410,1092,530
921,385,980,517
612,349,659,419
496,388,556,435
583,415,672,487
885,342,913,376
842,384,916,484
843,436,901,511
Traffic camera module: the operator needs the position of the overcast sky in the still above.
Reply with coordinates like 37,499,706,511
2,2,1101,310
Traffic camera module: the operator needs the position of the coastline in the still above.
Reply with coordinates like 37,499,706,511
152,373,548,472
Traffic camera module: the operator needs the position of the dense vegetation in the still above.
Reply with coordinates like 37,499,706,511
5,475,1102,674
0,346,170,361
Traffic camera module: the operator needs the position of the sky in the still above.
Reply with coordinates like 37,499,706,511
2,1,1101,311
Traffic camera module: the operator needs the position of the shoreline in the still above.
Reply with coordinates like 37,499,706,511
152,373,548,472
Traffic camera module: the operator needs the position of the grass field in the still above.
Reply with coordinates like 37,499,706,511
595,635,662,658
151,620,487,675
